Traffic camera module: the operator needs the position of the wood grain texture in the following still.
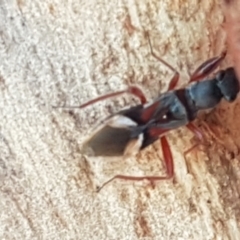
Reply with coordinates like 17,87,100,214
0,0,240,239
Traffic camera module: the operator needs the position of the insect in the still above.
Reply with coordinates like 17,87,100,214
222,0,240,81
58,35,239,192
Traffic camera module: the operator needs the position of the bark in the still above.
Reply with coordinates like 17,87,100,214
0,0,240,239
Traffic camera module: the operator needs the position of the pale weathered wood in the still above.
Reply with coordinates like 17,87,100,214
0,0,240,239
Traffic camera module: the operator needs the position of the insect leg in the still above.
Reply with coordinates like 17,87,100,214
183,123,204,159
189,51,226,83
186,123,204,141
167,72,180,91
160,135,174,179
147,35,180,91
53,86,147,110
185,122,224,153
96,134,174,193
79,86,147,107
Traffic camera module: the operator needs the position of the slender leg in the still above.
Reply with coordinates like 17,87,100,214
183,123,205,159
160,136,174,179
189,51,226,83
167,73,180,91
200,121,224,146
147,33,226,86
80,86,147,107
186,123,204,141
184,121,225,160
96,135,174,192
53,86,147,109
147,34,180,91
